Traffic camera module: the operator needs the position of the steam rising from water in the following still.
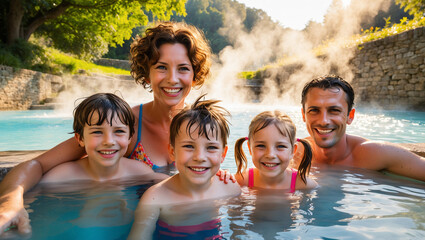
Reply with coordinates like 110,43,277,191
204,0,390,106
56,0,390,113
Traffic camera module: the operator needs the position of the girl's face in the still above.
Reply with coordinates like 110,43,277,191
148,43,194,108
249,124,295,178
169,121,228,186
76,111,131,169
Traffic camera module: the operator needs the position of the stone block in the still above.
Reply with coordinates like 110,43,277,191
416,82,424,91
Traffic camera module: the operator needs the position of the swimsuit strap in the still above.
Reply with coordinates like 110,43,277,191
248,168,254,188
128,105,156,169
130,104,143,156
290,169,298,193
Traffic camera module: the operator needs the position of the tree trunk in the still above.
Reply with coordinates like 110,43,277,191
24,1,72,41
7,0,24,44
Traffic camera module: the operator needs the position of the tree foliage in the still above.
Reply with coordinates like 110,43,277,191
303,0,414,47
1,0,187,59
106,0,281,59
174,0,277,54
396,0,425,19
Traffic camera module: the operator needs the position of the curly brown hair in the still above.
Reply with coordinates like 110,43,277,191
130,22,212,91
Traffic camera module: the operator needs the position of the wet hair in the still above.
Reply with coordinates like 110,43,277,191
169,95,230,148
73,93,135,139
234,111,312,184
301,75,355,113
130,22,211,91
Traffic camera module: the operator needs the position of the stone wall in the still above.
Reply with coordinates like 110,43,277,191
0,65,63,110
350,27,425,110
94,58,131,71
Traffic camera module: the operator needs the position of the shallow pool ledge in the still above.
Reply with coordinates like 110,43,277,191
0,150,46,181
0,144,425,182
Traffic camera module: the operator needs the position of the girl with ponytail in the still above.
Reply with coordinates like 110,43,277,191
234,111,317,192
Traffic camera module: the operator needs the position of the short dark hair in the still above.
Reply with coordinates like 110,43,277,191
301,75,355,112
73,93,135,138
169,95,230,148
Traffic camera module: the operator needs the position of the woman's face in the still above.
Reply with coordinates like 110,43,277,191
148,43,194,108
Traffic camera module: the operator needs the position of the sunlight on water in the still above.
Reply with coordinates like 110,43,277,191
0,166,422,240
1,107,424,152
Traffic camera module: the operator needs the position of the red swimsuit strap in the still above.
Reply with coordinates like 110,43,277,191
290,169,298,193
248,168,254,188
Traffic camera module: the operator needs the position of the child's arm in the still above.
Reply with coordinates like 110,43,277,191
127,187,161,240
0,137,85,234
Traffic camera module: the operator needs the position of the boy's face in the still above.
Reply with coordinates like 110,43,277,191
76,111,131,168
169,121,228,185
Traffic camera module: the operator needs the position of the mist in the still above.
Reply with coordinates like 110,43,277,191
54,0,391,115
204,0,391,106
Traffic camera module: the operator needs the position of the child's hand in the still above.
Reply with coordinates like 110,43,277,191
216,169,236,184
0,202,31,236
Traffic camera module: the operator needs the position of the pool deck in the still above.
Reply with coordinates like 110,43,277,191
0,143,425,181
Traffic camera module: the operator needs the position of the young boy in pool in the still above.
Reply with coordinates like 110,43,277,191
128,96,241,240
41,93,167,183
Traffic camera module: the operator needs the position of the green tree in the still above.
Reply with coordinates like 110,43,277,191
107,0,282,58
362,0,412,29
396,0,425,19
1,0,186,59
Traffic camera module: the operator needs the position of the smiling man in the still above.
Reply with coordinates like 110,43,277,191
296,75,425,182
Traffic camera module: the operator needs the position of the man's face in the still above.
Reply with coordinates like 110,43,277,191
302,87,354,149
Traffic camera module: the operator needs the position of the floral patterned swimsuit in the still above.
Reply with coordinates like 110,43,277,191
129,104,160,170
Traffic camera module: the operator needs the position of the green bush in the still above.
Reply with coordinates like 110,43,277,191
0,39,48,70
0,48,23,68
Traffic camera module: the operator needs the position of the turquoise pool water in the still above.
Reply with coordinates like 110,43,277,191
2,166,424,239
1,106,424,153
1,106,424,239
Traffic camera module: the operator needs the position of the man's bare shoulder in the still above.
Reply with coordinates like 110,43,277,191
349,135,415,169
350,135,400,154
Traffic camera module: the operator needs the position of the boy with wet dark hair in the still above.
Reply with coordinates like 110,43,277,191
41,93,167,183
128,96,240,240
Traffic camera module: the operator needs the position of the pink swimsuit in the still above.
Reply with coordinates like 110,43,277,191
248,168,298,193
